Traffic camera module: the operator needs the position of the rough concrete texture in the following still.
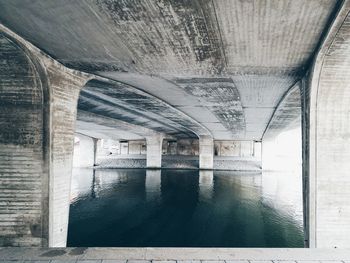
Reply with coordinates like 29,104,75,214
96,156,147,169
0,33,46,247
95,155,261,171
307,0,350,248
0,26,91,247
78,79,209,139
44,63,89,248
0,0,340,141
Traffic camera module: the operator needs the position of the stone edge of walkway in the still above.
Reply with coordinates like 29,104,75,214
1,248,350,261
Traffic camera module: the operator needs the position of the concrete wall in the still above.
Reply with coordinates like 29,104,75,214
214,141,254,157
306,2,350,248
0,28,90,247
0,33,47,247
95,138,261,170
128,140,146,155
177,139,199,155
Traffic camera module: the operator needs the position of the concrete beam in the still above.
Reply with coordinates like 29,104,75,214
199,136,214,170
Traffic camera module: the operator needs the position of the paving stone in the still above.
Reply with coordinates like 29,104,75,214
76,260,102,263
152,261,176,263
127,261,151,263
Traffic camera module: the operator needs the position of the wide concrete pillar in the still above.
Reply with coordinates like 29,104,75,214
146,135,163,168
0,27,90,247
46,65,89,248
306,2,350,248
199,135,214,170
0,33,47,247
74,134,97,167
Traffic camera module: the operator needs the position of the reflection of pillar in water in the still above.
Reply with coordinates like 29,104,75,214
91,169,102,198
199,170,214,200
145,169,161,201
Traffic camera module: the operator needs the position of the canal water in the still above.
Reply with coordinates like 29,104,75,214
67,168,304,247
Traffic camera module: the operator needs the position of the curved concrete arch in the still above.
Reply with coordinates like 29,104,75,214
76,110,166,140
262,80,301,140
79,76,213,139
307,0,350,248
0,32,48,247
0,24,92,247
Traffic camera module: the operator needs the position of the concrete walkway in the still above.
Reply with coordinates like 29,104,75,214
1,248,350,262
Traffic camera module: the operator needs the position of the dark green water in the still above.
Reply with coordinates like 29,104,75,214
67,168,304,247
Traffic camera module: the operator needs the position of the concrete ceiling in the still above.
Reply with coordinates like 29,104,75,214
0,0,340,141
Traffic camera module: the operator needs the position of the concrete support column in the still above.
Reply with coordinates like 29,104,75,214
199,135,214,170
146,135,163,168
47,68,89,247
306,3,350,248
74,134,97,167
0,27,90,247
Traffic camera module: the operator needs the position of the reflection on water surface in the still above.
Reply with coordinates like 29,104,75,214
68,168,303,247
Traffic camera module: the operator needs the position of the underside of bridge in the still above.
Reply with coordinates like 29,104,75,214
1,0,350,250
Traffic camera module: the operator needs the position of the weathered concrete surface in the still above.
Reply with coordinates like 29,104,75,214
0,25,91,247
0,0,340,141
94,155,261,171
306,0,350,248
76,110,163,141
78,79,210,139
0,0,337,75
0,33,46,247
1,0,350,250
46,65,89,248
